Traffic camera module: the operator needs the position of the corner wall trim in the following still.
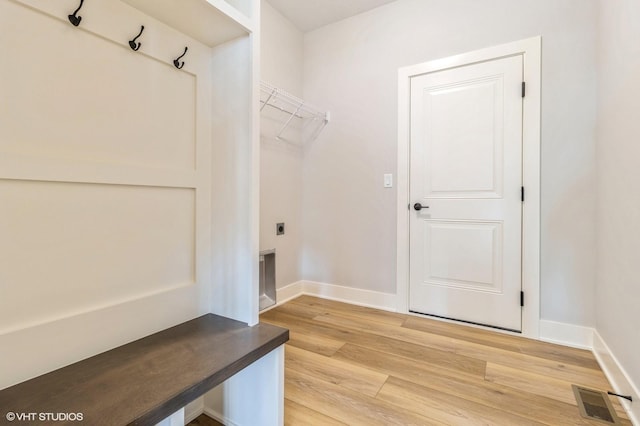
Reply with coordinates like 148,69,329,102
592,331,639,425
273,281,397,313
273,281,305,307
539,320,594,350
184,398,205,424
203,407,239,426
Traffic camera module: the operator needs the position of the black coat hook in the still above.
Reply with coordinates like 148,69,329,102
173,47,188,70
129,26,144,51
68,0,84,27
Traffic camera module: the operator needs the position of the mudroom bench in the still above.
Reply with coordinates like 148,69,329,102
0,314,289,425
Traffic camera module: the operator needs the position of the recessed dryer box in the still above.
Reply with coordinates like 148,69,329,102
259,249,276,311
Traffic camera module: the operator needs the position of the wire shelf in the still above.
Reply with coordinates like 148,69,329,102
260,81,330,143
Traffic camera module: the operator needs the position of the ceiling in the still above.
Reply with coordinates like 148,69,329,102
266,0,397,32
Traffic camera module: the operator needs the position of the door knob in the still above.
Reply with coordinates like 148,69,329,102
414,203,429,211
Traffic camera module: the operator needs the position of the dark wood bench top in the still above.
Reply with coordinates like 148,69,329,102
0,314,289,425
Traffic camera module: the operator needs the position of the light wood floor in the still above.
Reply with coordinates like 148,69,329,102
261,295,630,425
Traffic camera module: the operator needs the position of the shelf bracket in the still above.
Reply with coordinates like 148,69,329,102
260,88,278,112
306,112,330,143
276,103,303,140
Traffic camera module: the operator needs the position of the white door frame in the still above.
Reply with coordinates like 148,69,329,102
396,37,541,339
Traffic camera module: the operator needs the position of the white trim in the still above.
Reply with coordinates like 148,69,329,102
183,398,205,425
275,281,306,306
274,283,598,351
156,408,184,426
304,281,397,312
273,281,397,313
539,320,594,350
396,36,542,338
249,3,262,327
203,407,239,426
593,331,640,425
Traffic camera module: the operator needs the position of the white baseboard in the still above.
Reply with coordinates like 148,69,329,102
157,408,184,426
203,407,238,426
183,397,204,424
274,280,397,312
539,319,594,350
593,331,639,425
275,281,305,306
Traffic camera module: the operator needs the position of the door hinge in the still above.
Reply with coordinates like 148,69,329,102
522,82,526,98
521,186,525,202
520,291,525,307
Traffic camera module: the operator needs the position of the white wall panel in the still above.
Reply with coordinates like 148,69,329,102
0,1,196,171
426,221,502,291
0,0,212,389
210,34,260,325
427,79,502,197
0,181,195,332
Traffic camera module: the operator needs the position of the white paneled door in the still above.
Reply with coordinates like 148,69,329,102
409,55,523,331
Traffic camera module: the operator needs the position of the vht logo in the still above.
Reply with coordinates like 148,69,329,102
5,412,84,422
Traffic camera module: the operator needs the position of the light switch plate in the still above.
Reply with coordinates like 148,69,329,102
384,174,393,188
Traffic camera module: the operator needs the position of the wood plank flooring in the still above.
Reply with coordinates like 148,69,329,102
188,414,224,426
261,295,631,425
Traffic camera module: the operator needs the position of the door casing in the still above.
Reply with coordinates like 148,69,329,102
396,37,541,339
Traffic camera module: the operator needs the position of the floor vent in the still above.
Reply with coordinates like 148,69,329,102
572,385,621,424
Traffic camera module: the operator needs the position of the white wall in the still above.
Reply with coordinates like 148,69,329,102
210,34,261,325
301,0,598,326
595,0,640,400
260,1,305,289
0,0,215,389
1,0,274,407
